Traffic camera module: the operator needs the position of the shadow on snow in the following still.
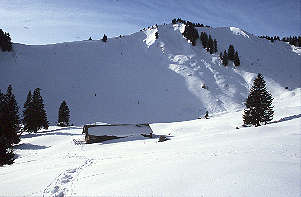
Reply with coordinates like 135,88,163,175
21,126,83,139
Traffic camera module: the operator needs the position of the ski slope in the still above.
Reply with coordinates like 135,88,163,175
0,88,300,197
1,23,300,125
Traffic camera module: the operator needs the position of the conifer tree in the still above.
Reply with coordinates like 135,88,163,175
228,45,235,60
200,32,208,49
243,74,274,126
213,39,217,53
0,29,13,52
222,50,228,66
155,32,159,39
102,34,107,42
1,85,20,144
23,90,34,132
182,23,199,46
0,90,15,166
58,100,70,127
32,88,48,132
234,51,240,66
88,37,92,40
208,35,214,54
219,52,223,60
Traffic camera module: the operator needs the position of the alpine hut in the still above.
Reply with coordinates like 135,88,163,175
83,123,153,143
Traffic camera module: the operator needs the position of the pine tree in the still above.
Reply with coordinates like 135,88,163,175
0,29,13,52
234,51,240,66
102,34,107,42
58,100,70,127
88,37,92,40
208,35,214,54
219,52,223,60
182,23,199,46
0,90,14,166
31,88,48,132
23,90,34,132
228,45,235,60
1,85,20,144
200,32,208,49
213,39,217,53
155,32,159,39
243,74,274,126
222,50,228,66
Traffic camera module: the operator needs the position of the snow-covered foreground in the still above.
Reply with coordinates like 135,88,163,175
1,89,300,197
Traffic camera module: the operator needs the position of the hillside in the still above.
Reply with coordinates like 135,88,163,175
0,88,300,196
1,23,300,125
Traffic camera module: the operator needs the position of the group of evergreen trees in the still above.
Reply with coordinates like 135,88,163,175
23,89,49,132
171,18,210,28
200,32,218,54
282,36,301,47
0,29,12,52
243,74,274,127
259,35,301,47
220,45,240,66
0,84,71,165
0,85,20,166
259,35,280,43
182,22,199,46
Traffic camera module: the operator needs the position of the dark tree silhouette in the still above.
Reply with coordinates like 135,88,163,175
243,74,274,126
23,90,34,132
58,100,70,127
102,34,107,42
0,85,20,144
0,29,12,52
234,51,240,66
0,90,15,166
182,22,199,46
222,50,228,66
228,45,235,60
0,85,20,166
31,88,48,132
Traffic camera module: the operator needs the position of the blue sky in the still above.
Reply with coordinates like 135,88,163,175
0,0,300,44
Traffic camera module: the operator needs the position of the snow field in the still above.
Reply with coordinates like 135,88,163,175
0,89,300,196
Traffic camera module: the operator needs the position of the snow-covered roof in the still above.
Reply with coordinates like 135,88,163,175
87,124,153,137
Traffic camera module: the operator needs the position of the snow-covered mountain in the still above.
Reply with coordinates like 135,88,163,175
1,23,300,124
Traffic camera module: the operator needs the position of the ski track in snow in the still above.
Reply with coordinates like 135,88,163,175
43,158,94,197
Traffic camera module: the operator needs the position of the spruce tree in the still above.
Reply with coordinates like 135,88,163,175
32,88,48,132
222,50,228,66
58,100,70,127
219,52,223,60
0,90,14,166
88,37,92,40
102,34,107,42
208,35,214,54
182,23,199,46
228,45,235,60
213,39,217,53
0,29,13,52
234,51,240,66
155,32,159,39
23,90,34,132
1,85,20,144
243,74,274,126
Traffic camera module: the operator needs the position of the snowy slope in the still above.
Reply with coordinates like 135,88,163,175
1,23,300,124
0,88,300,197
